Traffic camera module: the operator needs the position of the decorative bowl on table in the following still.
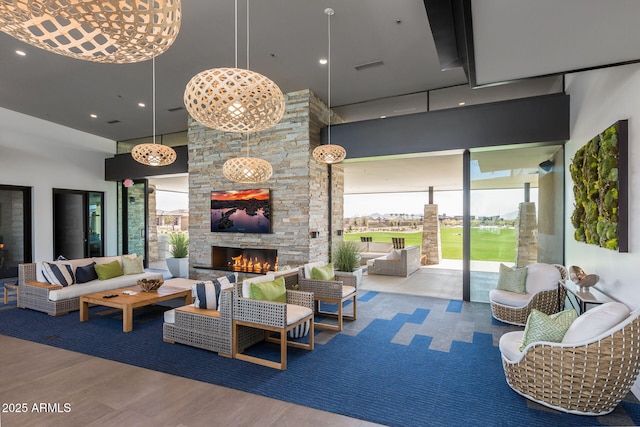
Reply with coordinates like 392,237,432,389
137,278,164,292
569,265,599,290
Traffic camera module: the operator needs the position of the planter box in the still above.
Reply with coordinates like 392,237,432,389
166,257,189,278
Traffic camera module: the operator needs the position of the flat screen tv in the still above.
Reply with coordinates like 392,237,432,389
210,189,271,233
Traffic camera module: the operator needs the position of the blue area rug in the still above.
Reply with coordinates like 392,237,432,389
1,294,639,427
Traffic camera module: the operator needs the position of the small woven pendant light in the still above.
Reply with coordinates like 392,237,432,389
184,0,285,133
132,56,177,167
0,0,181,64
313,8,346,164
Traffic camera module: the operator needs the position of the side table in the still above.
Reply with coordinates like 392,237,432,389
560,280,615,315
3,282,18,305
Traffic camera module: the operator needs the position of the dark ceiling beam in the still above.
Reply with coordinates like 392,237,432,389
104,145,188,181
323,93,569,159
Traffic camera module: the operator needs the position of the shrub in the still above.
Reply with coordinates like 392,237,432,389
169,233,189,258
332,240,362,272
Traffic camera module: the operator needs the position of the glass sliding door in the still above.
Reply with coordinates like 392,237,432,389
467,145,564,302
0,185,32,279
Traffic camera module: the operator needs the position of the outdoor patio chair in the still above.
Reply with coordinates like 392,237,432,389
499,302,640,415
490,263,568,326
298,261,357,332
232,279,314,370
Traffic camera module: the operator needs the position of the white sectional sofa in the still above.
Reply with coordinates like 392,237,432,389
19,255,162,316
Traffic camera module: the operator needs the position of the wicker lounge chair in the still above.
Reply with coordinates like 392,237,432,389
490,263,568,326
499,303,640,415
232,282,314,370
163,288,263,357
298,262,357,332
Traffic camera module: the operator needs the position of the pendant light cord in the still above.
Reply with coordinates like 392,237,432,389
327,9,331,146
234,0,238,68
246,0,250,157
152,55,156,145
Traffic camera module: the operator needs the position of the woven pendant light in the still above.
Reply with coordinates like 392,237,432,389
312,8,346,164
132,56,177,167
0,0,181,64
223,156,273,184
184,0,285,133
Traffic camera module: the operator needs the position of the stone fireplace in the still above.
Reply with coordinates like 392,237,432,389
212,246,278,274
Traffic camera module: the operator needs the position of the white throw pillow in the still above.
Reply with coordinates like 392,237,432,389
562,302,630,344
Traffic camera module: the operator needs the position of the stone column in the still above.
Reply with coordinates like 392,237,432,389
422,204,441,265
515,202,538,267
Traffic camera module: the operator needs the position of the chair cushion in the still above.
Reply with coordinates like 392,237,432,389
213,273,236,307
520,308,577,351
288,319,311,339
562,302,630,344
489,289,531,308
499,330,525,362
311,263,335,281
193,281,219,310
242,273,275,298
249,276,286,303
122,256,144,275
164,308,176,324
525,263,561,294
496,263,527,294
94,260,124,280
286,303,313,326
342,285,356,298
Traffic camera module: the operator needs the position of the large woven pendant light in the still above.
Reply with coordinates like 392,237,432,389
313,8,346,164
223,135,273,183
0,0,181,64
184,0,285,133
131,55,177,167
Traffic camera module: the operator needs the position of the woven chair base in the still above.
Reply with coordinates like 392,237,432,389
502,314,640,415
491,286,567,326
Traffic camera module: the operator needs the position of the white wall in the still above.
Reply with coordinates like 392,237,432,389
0,107,117,261
565,62,640,310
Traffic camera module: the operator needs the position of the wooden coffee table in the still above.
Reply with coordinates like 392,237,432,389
79,285,191,332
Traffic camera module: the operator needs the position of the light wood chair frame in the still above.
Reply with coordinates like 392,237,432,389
232,283,314,370
297,271,357,332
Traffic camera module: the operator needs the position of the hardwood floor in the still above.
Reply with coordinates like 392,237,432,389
0,335,382,427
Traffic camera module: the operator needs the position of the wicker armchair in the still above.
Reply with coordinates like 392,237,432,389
163,289,263,357
500,304,640,415
490,263,568,326
297,262,357,332
232,282,314,370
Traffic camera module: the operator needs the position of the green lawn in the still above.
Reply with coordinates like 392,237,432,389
344,227,516,262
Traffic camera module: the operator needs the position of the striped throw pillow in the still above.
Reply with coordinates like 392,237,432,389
41,261,75,287
193,281,220,310
288,319,311,339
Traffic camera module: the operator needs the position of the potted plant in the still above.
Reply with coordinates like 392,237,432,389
166,232,189,278
332,240,364,287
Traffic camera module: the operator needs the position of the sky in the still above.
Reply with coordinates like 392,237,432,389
344,188,539,218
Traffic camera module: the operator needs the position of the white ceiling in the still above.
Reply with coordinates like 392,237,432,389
1,1,637,194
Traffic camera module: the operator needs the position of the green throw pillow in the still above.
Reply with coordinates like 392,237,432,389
496,263,528,294
520,309,578,351
311,263,335,281
249,276,286,303
94,260,124,280
122,255,144,275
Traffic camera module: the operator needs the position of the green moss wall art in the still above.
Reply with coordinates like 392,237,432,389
570,120,628,252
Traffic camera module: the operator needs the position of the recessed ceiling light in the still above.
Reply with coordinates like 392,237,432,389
380,115,387,119
458,102,466,106
15,50,26,56
319,58,327,65
90,113,97,118
138,102,146,108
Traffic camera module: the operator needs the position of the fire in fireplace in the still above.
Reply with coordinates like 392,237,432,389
212,246,278,274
